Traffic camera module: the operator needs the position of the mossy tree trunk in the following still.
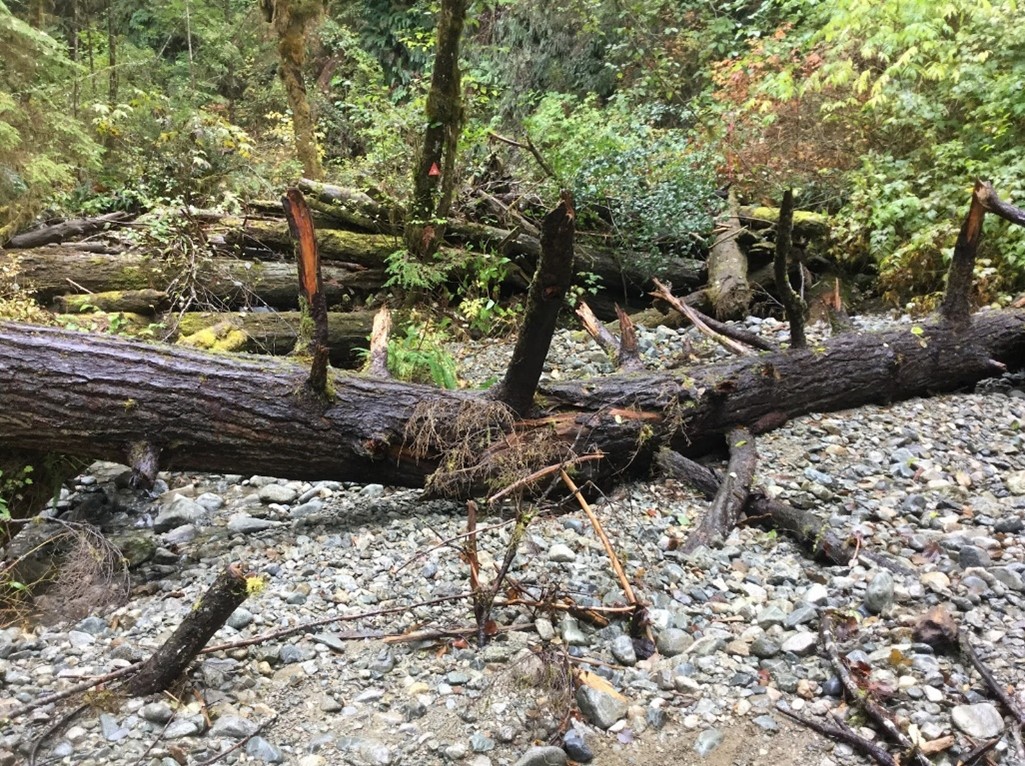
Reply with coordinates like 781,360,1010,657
404,0,468,260
263,0,325,181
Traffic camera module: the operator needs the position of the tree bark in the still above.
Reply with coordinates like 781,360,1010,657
3,211,130,249
2,310,1023,494
681,427,755,553
123,563,250,696
706,191,752,320
265,0,324,180
491,195,576,416
405,0,468,260
15,248,383,309
774,189,807,348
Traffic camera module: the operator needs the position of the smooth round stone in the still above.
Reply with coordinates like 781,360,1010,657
693,728,724,755
513,745,567,766
656,628,693,657
951,703,1004,738
258,484,298,504
548,543,576,563
864,570,895,614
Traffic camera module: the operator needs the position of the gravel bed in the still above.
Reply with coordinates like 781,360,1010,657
1,315,1024,766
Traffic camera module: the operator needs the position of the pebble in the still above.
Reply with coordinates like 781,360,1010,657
513,746,568,766
3,319,1024,766
562,728,593,762
864,570,895,614
693,728,724,755
576,686,628,729
951,703,1005,738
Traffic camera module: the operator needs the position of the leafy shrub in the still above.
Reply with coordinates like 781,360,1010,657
524,94,719,264
386,320,458,388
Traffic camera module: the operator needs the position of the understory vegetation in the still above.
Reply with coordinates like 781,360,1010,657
1,0,1023,312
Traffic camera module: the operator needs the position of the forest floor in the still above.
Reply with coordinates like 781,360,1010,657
1,316,1024,766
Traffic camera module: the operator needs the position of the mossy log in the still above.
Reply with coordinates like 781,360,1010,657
54,289,170,315
15,248,384,309
173,310,414,367
221,218,400,267
1,311,1023,494
739,206,830,238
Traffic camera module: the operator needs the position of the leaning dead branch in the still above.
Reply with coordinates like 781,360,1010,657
774,189,807,348
124,562,253,696
560,470,654,645
942,181,1025,324
655,449,911,574
492,193,576,415
650,278,774,354
681,427,755,553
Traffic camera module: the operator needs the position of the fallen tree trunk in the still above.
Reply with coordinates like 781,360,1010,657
2,310,1023,492
3,211,132,249
15,248,384,308
706,192,752,320
174,309,387,366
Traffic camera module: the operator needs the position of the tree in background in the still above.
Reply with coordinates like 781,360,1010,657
0,0,99,238
262,0,325,180
403,0,467,260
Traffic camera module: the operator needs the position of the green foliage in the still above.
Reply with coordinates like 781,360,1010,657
0,466,33,522
525,94,719,263
74,90,264,211
713,0,1025,303
386,320,458,388
0,2,100,237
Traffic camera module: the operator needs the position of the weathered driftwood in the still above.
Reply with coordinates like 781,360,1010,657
3,211,131,249
655,449,911,573
2,309,1023,493
123,563,250,696
680,427,755,553
706,192,753,320
15,248,383,308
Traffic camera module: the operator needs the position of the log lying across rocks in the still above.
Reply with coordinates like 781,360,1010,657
1,309,1022,493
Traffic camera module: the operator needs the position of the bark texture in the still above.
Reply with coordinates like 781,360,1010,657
706,191,752,320
2,311,1023,493
123,563,250,696
491,195,576,416
265,0,324,180
405,0,468,259
16,248,382,309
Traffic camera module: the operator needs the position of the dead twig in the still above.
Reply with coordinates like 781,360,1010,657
486,452,605,505
820,613,931,766
651,279,772,355
2,663,141,722
776,704,897,766
560,470,654,646
199,592,471,654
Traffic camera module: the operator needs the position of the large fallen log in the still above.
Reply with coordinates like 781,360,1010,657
15,248,384,308
1,310,1022,492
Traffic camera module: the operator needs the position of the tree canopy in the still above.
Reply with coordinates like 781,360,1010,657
1,0,1023,307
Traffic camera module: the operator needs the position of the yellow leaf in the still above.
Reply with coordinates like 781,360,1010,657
576,670,627,701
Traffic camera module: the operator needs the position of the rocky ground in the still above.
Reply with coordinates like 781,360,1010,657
2,315,1025,766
